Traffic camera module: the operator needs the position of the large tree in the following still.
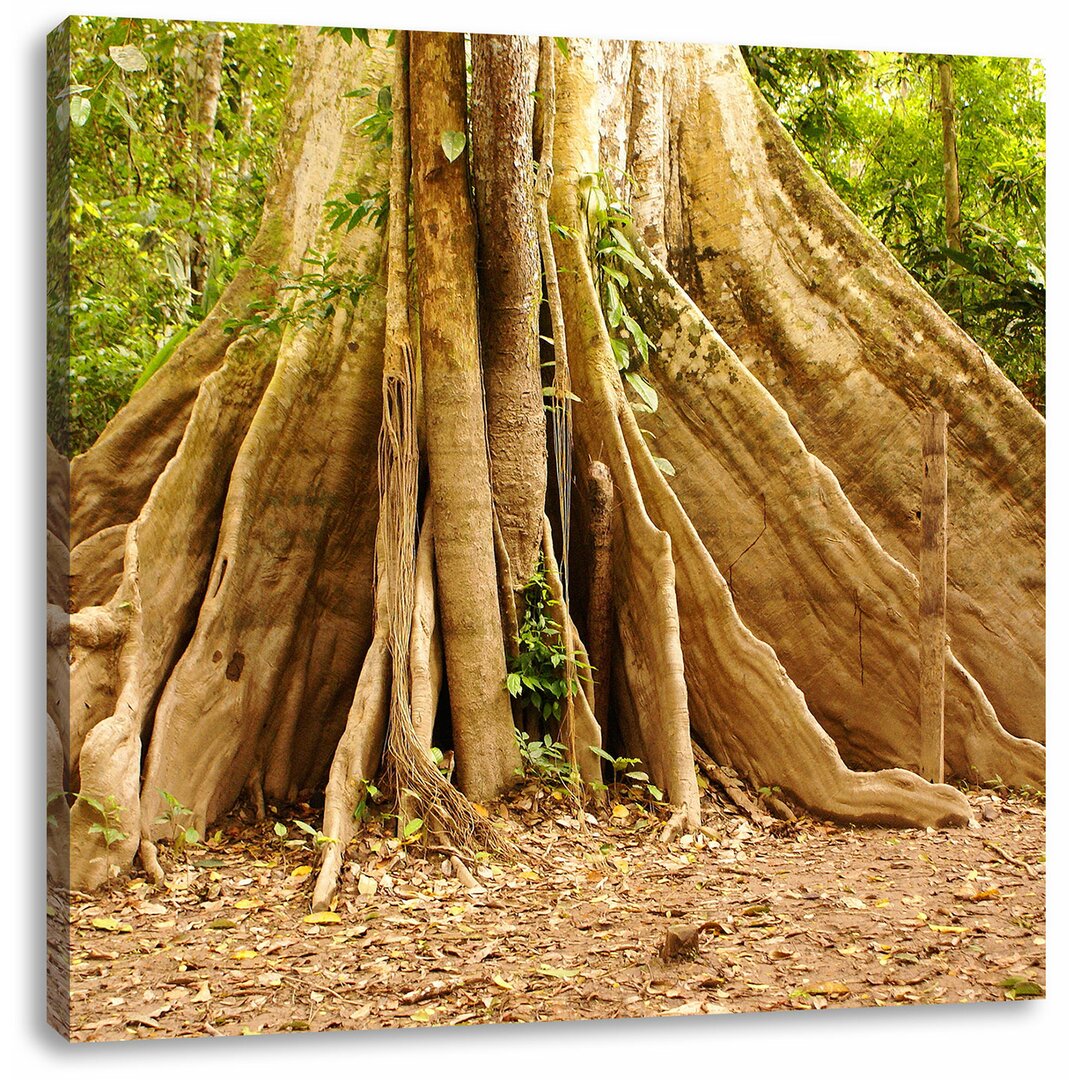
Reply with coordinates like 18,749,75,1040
48,27,1044,897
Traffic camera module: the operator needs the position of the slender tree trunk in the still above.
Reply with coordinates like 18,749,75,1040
939,59,962,252
409,31,520,801
189,31,225,304
472,35,546,604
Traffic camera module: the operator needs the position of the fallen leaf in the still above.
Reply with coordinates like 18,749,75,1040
1000,976,1043,999
536,964,580,979
611,805,630,820
291,865,312,878
303,911,341,925
192,981,211,1003
232,949,258,960
91,917,132,933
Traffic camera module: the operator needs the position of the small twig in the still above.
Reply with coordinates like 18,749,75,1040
982,838,1036,877
401,974,486,1006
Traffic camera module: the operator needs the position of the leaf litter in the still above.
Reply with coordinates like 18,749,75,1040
59,780,1045,1039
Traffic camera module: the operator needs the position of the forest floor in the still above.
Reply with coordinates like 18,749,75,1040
53,776,1045,1041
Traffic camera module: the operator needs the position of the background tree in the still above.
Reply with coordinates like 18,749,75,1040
743,46,1045,410
51,16,296,455
48,25,1045,896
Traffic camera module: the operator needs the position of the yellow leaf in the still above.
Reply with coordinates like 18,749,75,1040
611,804,629,819
303,911,342,924
874,899,890,908
928,924,971,933
806,981,850,996
233,898,261,909
232,949,258,960
612,857,630,874
92,917,132,933
536,964,580,979
519,869,540,881
471,803,489,818
971,888,999,901
291,865,313,878
448,905,466,916
491,974,516,990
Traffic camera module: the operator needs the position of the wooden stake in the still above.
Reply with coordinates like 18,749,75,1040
919,409,948,784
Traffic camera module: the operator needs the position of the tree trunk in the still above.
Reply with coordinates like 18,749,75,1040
939,59,962,252
409,32,521,802
51,29,1044,894
189,30,225,303
472,35,546,604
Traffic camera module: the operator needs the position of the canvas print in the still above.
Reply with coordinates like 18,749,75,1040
45,16,1046,1041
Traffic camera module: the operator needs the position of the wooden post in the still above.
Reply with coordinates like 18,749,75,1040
919,409,948,784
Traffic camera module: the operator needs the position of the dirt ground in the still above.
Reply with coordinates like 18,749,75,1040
51,777,1045,1041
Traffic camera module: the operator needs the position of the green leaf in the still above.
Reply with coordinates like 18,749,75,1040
133,327,189,393
507,672,522,696
610,338,630,370
553,37,570,60
68,96,91,128
652,455,676,477
273,821,288,838
440,130,466,163
103,90,140,133
625,371,658,412
109,44,148,72
403,817,424,839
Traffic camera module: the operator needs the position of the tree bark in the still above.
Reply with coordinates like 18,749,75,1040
410,31,520,802
472,35,546,600
939,59,962,252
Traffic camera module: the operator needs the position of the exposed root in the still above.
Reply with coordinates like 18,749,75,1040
408,497,443,749
659,808,690,844
139,838,165,885
541,516,601,786
312,576,392,912
625,232,1043,789
584,459,614,739
691,740,773,829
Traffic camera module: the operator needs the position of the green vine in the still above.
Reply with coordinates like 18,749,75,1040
579,169,674,476
505,562,589,725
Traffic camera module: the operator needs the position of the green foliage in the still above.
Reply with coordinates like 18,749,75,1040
223,252,376,337
590,746,664,801
325,185,390,233
743,46,1045,410
55,16,297,453
514,729,575,785
153,789,199,852
77,792,128,850
505,562,588,724
440,130,466,163
352,778,381,822
291,819,337,851
579,169,673,475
